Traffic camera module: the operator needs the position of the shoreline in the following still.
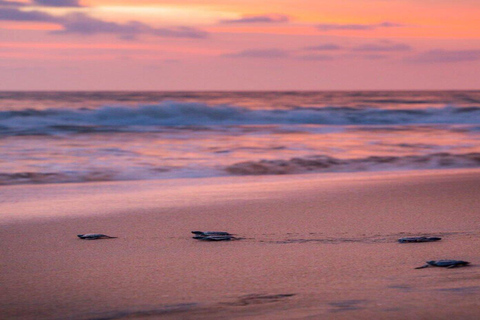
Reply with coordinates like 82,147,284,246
2,168,480,319
2,167,480,225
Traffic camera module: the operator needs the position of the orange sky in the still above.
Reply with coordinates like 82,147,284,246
1,0,479,90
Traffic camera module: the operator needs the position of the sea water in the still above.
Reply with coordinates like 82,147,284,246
1,91,479,185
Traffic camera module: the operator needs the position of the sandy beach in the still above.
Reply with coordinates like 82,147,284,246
1,169,480,320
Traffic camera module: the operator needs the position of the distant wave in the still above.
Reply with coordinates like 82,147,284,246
1,101,480,135
226,153,480,175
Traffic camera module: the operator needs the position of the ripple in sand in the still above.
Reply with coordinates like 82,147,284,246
262,231,480,245
81,303,199,320
387,284,413,291
221,293,296,306
436,286,480,295
328,299,369,313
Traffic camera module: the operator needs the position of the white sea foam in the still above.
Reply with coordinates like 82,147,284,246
226,153,480,175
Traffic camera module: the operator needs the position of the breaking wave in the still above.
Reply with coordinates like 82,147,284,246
1,101,480,135
226,153,480,175
0,167,172,186
2,153,480,185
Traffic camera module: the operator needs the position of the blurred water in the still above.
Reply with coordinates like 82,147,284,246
1,91,479,184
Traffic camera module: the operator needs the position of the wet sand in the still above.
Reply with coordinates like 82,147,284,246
1,169,480,319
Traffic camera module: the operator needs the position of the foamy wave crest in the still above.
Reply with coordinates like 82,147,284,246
226,153,480,175
0,167,172,185
2,153,480,185
0,170,134,185
0,172,104,185
1,102,480,135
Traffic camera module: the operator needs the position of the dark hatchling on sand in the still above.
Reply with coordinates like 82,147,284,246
415,260,470,269
77,233,117,240
398,236,442,243
191,231,238,241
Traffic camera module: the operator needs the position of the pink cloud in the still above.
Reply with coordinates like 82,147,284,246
0,7,208,40
54,13,208,39
33,0,82,7
352,41,412,52
409,49,480,63
304,43,343,51
223,48,290,59
316,21,404,32
221,14,290,24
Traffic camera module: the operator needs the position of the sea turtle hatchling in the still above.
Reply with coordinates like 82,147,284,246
415,260,470,269
191,231,237,241
191,231,232,236
77,233,117,240
398,236,441,243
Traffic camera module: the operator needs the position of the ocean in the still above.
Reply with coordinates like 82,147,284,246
1,91,479,185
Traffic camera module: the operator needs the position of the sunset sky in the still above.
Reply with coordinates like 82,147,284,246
1,0,479,90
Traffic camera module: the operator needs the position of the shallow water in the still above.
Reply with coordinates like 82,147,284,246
1,91,479,184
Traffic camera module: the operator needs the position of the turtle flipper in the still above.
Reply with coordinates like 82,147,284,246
415,264,429,269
